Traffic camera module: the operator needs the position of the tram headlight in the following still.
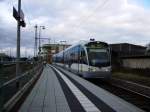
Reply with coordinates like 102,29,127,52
101,66,111,72
88,67,97,72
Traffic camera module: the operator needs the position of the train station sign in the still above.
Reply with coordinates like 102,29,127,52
13,6,26,27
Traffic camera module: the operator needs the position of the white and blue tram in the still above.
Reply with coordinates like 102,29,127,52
52,40,111,79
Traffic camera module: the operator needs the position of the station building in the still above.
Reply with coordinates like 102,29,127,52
110,43,150,69
41,44,71,63
110,43,146,57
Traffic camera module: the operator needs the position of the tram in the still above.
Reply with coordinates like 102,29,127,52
52,40,111,79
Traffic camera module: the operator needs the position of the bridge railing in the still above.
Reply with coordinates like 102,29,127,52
0,63,43,112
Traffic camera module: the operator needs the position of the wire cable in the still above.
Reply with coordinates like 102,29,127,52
75,0,109,28
65,0,110,38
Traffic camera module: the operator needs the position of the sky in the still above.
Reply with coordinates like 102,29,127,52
0,0,150,57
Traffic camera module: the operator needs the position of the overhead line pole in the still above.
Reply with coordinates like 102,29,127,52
38,26,45,54
38,27,41,54
38,26,45,62
34,25,38,57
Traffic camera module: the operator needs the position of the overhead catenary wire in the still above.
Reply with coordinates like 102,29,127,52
74,0,110,28
12,0,110,44
60,0,110,41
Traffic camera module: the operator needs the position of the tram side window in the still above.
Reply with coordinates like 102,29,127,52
74,46,80,63
81,47,87,64
70,48,75,63
64,52,67,64
77,46,80,61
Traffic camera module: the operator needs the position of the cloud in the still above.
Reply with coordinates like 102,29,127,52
0,0,150,57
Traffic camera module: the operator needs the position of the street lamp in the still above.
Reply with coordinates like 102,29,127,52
38,26,45,55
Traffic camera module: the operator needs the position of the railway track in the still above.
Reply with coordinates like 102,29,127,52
54,65,150,112
89,79,150,112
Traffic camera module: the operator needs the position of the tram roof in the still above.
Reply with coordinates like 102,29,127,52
53,40,108,57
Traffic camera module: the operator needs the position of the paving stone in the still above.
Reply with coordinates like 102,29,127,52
19,65,71,112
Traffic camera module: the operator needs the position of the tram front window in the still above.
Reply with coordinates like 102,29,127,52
87,49,110,67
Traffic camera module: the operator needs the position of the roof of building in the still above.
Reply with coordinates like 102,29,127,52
110,43,146,48
121,55,150,59
42,43,71,47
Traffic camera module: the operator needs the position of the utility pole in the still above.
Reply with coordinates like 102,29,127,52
34,25,38,57
13,0,26,88
16,0,21,79
38,26,45,54
38,27,41,54
9,48,12,57
38,26,45,62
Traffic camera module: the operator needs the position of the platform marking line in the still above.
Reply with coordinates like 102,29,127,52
51,66,101,112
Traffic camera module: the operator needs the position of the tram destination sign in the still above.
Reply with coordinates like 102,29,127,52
86,42,108,48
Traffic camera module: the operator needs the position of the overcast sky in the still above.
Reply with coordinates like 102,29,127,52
0,0,150,57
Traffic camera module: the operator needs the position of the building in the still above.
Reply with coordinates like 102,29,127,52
0,53,11,62
110,43,146,57
121,55,150,69
110,43,147,69
41,44,71,63
146,43,150,55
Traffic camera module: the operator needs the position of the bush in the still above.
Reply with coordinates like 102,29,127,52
113,67,150,77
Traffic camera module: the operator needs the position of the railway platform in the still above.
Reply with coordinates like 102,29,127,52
18,64,144,112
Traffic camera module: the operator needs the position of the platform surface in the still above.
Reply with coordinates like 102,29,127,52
19,65,144,112
19,66,71,112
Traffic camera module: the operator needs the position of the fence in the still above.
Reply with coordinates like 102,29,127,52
0,63,43,112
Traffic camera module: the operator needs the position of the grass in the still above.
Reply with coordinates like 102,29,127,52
112,72,150,87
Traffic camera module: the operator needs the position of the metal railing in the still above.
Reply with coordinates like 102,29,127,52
0,63,43,111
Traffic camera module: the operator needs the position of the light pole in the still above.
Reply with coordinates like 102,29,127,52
38,26,45,63
38,26,45,55
34,25,38,57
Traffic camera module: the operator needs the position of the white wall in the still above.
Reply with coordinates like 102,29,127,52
123,58,150,69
